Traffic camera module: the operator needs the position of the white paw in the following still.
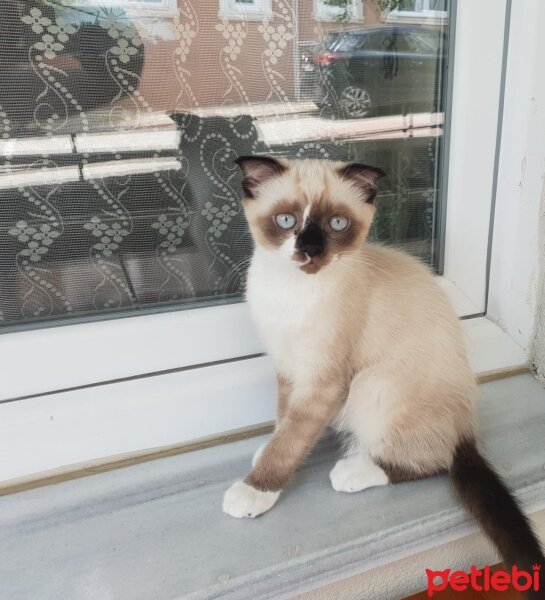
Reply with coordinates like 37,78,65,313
223,481,280,518
251,443,267,467
330,457,389,493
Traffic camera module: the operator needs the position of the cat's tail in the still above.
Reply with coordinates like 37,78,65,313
450,437,545,597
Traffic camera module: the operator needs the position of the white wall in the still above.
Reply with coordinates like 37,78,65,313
531,189,545,376
487,0,545,352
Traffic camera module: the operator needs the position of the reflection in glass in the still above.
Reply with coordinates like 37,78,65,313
0,0,450,327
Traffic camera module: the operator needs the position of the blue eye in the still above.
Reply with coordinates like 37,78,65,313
329,216,349,231
275,213,296,229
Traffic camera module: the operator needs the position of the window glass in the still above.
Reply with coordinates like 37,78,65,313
0,0,450,328
429,0,447,11
397,0,447,13
398,0,422,10
405,29,444,53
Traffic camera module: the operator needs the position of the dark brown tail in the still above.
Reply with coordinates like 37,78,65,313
450,438,545,598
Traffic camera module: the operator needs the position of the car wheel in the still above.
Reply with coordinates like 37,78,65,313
339,86,373,118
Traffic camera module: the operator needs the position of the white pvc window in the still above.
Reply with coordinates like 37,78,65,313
387,0,448,24
218,0,273,20
0,0,522,482
313,0,364,22
75,0,179,16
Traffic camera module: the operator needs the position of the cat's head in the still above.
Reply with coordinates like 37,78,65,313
236,156,385,274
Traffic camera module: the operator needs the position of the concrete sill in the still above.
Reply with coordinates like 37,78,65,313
1,374,545,600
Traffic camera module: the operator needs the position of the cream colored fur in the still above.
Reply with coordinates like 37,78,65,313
223,158,476,519
248,242,475,464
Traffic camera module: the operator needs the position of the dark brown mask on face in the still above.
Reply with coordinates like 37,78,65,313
236,156,386,274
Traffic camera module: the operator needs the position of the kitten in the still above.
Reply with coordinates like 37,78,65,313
224,156,545,577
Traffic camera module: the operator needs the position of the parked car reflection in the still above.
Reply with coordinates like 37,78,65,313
309,25,446,118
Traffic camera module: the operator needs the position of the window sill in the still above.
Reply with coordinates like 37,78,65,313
2,374,545,599
312,14,365,23
81,0,179,18
385,11,448,25
0,316,528,484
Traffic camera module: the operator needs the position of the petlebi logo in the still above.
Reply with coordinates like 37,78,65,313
426,563,541,596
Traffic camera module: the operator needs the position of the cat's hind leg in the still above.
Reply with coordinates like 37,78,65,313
329,368,393,493
330,368,433,493
330,450,389,493
332,369,451,491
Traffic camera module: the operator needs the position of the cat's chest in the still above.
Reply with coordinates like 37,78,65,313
246,255,331,375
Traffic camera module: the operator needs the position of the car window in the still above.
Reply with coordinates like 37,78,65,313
330,33,364,52
367,30,410,53
327,32,342,47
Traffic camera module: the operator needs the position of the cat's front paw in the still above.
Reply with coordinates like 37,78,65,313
223,481,280,518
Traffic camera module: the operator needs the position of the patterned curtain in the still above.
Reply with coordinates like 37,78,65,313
0,0,449,327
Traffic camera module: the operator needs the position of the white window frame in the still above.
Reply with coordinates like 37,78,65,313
218,0,273,21
313,0,364,23
73,0,179,17
486,0,545,352
2,0,540,485
386,0,448,24
441,0,504,316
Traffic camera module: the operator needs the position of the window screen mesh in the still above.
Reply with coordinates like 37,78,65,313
0,0,450,328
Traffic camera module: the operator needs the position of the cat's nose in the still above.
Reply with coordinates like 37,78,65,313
296,221,325,257
301,244,323,258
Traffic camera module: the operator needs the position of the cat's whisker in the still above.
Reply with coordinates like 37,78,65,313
220,256,253,290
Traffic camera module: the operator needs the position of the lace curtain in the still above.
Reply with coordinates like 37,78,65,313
0,0,449,327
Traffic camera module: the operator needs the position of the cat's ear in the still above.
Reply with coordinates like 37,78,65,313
338,163,386,204
234,155,286,199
